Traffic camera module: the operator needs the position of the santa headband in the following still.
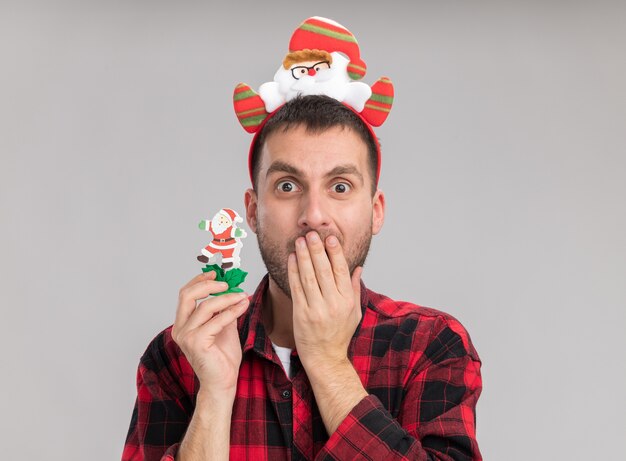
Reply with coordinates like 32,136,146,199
233,16,394,186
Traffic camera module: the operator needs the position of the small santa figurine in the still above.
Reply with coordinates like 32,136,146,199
233,16,394,132
197,208,247,269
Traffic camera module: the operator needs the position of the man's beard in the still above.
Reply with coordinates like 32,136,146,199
257,220,373,299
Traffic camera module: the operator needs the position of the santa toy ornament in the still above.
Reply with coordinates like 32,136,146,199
197,208,248,296
233,17,394,180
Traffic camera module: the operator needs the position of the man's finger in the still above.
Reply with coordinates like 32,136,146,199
174,276,229,330
324,235,353,297
305,231,337,298
197,298,250,338
182,270,216,291
294,236,324,305
287,252,308,308
184,292,248,332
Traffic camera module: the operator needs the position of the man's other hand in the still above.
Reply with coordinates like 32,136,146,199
172,271,249,398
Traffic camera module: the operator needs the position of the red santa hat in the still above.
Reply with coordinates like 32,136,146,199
288,16,367,80
219,208,243,224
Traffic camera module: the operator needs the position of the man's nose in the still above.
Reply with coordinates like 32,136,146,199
307,68,317,76
297,193,330,230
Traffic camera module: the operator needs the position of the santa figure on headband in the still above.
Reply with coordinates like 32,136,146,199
234,16,394,132
197,208,247,269
259,41,372,113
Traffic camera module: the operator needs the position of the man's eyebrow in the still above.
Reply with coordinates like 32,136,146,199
265,161,304,179
265,161,364,185
325,164,363,185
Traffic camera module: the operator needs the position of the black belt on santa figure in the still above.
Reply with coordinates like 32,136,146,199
214,238,235,243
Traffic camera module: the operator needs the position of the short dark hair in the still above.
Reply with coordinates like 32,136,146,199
250,95,379,195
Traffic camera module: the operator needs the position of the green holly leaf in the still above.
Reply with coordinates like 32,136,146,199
201,265,248,296
224,268,248,288
201,264,225,281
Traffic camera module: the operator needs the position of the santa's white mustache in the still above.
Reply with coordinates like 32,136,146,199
291,76,316,90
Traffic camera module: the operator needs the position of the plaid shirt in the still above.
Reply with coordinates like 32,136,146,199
123,274,482,460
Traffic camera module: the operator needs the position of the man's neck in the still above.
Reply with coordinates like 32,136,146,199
262,276,296,349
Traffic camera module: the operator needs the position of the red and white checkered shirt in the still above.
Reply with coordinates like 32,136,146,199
122,274,482,460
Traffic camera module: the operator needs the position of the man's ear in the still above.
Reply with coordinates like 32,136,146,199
244,188,258,233
372,188,385,235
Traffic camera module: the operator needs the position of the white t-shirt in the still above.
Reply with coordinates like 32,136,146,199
271,342,293,379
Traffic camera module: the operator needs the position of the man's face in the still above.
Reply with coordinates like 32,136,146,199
244,124,385,298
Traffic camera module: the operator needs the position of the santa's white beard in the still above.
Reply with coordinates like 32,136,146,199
211,215,230,235
275,53,350,101
261,52,372,113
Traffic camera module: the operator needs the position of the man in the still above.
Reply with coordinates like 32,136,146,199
122,96,482,460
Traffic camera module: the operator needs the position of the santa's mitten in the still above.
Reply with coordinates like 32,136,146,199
233,83,269,133
360,77,394,127
198,220,208,230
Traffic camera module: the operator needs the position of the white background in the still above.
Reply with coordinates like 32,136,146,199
1,1,625,459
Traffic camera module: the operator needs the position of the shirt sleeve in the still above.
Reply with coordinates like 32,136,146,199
315,321,482,461
122,330,194,461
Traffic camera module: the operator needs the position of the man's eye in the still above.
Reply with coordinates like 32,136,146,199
332,182,351,193
277,180,298,192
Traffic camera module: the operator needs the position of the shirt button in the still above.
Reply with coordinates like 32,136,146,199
281,389,291,399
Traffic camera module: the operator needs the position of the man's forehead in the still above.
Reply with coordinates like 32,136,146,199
264,123,364,145
258,125,370,178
